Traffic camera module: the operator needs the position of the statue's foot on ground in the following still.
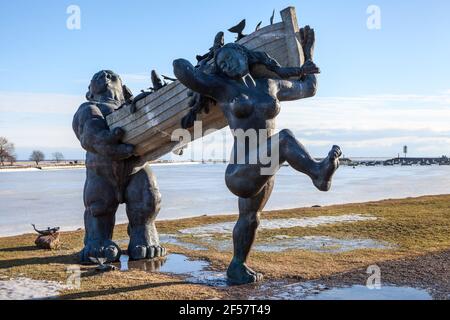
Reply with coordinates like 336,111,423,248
313,145,342,192
227,261,263,285
80,240,121,264
128,244,167,260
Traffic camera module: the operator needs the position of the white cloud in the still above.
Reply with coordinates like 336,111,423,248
1,90,450,159
0,92,83,157
279,92,450,133
3,124,79,149
121,73,150,83
0,91,83,115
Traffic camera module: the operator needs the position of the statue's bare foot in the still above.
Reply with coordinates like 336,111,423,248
128,224,168,260
313,145,342,192
80,240,121,264
128,244,167,260
227,260,263,285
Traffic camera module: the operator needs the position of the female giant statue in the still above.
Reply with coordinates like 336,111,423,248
174,26,341,284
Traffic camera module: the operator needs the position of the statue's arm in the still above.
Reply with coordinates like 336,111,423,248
274,74,317,101
72,103,134,160
274,25,320,101
173,59,226,101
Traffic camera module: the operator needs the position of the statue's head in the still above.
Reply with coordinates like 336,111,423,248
215,44,249,79
86,70,125,104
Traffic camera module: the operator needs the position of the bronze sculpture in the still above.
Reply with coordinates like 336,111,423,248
32,224,61,250
72,70,166,263
174,26,341,284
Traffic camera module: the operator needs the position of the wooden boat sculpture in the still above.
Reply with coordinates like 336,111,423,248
106,7,305,163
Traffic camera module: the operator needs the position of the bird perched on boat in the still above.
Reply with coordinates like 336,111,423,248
228,19,246,41
122,84,134,106
255,9,276,32
31,224,60,236
151,70,167,91
196,31,225,64
128,70,168,113
270,9,275,25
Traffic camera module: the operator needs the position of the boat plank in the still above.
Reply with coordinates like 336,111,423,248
108,82,187,126
119,88,190,131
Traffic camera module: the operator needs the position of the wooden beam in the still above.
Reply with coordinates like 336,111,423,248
281,7,305,67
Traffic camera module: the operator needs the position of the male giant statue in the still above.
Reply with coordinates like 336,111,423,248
72,70,166,263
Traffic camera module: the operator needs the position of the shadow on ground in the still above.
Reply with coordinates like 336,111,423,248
0,252,79,269
0,246,41,253
57,281,186,300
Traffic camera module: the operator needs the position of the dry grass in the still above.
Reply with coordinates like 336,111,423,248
0,195,449,299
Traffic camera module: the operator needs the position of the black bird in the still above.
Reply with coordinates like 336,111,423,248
196,31,225,63
270,9,275,25
151,70,166,91
122,85,134,105
228,19,246,41
212,31,225,49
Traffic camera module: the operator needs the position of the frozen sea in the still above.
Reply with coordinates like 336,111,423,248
1,163,449,236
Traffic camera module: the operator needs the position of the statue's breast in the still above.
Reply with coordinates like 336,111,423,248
228,92,279,120
229,94,254,118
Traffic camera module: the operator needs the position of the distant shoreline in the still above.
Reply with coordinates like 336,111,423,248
0,161,203,173
0,164,85,172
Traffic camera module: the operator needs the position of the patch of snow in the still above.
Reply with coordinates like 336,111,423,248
185,271,229,287
179,214,377,234
159,234,208,251
254,236,392,253
195,235,392,253
0,277,69,300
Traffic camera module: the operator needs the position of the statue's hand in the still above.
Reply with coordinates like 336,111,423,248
301,60,320,76
300,25,315,61
181,90,212,129
95,127,135,160
188,91,210,113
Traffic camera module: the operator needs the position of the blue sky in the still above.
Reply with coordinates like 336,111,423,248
1,0,449,160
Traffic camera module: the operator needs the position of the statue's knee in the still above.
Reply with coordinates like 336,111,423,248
144,187,161,214
241,212,260,229
279,129,294,146
88,201,117,217
128,191,161,218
